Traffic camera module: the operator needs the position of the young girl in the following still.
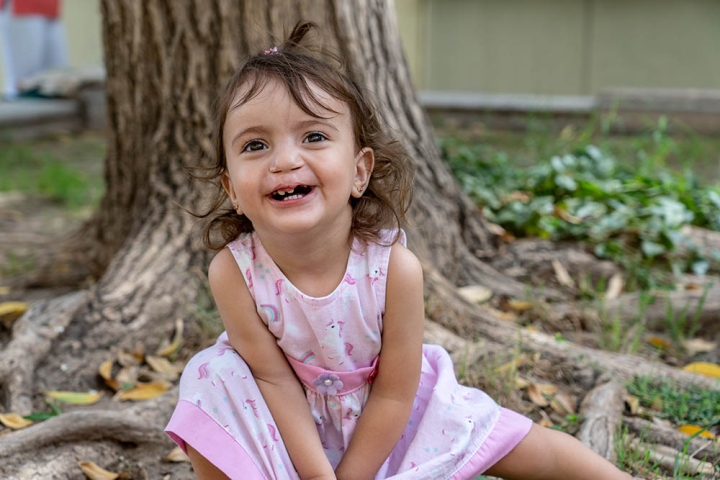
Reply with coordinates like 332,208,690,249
166,22,634,480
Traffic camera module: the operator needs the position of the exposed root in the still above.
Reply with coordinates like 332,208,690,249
629,437,716,477
0,392,175,457
424,265,720,391
624,416,720,465
578,381,627,462
0,291,89,415
605,282,720,336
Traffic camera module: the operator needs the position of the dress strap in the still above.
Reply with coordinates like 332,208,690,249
286,355,378,396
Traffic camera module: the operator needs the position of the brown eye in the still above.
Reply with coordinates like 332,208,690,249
304,132,327,143
243,140,266,152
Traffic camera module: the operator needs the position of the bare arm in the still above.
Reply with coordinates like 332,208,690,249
207,249,335,480
334,244,424,480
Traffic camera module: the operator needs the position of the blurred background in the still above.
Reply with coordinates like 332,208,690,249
2,0,720,133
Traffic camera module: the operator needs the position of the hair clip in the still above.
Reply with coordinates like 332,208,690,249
264,46,279,55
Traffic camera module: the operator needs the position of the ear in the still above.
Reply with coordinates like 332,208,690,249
221,173,242,215
352,147,374,198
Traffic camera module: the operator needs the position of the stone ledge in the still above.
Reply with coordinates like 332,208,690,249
418,91,596,114
598,88,720,114
0,99,80,127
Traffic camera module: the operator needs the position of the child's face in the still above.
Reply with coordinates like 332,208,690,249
221,78,374,240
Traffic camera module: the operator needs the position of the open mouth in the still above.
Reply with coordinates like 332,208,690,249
271,185,312,201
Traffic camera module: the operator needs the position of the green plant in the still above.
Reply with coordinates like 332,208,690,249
627,376,720,428
440,119,720,290
665,284,710,347
614,425,665,479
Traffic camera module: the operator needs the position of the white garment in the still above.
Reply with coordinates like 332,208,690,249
0,0,67,98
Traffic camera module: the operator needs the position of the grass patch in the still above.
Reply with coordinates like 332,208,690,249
0,135,105,209
627,376,720,428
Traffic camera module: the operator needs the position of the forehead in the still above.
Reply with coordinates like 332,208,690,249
226,77,351,126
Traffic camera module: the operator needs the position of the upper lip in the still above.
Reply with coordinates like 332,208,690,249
269,183,310,195
270,183,304,195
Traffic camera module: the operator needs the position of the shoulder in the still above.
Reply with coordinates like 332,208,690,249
208,248,244,292
387,242,422,289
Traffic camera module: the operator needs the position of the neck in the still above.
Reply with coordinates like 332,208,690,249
255,225,353,297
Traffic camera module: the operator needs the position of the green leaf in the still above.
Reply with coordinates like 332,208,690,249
691,260,710,276
23,411,59,421
641,240,666,258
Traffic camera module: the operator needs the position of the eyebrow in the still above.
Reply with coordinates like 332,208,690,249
231,126,270,147
230,118,341,147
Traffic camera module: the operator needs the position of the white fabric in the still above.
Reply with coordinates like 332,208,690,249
0,0,67,98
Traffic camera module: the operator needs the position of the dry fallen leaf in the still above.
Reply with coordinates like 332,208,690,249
527,383,558,407
554,205,582,224
503,191,532,204
550,391,577,415
678,424,716,439
507,300,533,311
485,222,506,236
78,461,119,480
605,273,624,300
538,409,553,428
682,338,717,356
165,446,190,463
551,259,575,288
625,395,640,415
647,336,672,350
495,356,523,373
45,390,104,405
0,301,28,328
157,318,184,357
115,381,171,401
145,355,180,381
0,286,10,295
515,377,529,389
117,349,143,368
115,365,139,389
98,360,120,391
0,413,33,429
682,362,720,379
457,285,493,304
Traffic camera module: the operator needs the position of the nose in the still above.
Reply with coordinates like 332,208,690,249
269,143,303,173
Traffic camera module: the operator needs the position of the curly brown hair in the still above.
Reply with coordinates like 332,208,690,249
195,22,414,250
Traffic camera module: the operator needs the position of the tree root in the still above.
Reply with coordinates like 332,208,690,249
424,266,720,391
605,282,720,337
578,381,627,462
0,392,175,457
0,291,89,415
629,437,716,477
624,416,720,465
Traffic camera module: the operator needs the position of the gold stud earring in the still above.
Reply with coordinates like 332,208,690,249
358,186,364,193
232,203,238,211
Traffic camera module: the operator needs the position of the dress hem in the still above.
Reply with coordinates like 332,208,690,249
165,399,268,480
450,407,533,479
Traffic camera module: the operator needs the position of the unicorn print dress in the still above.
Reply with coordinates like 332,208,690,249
165,230,532,479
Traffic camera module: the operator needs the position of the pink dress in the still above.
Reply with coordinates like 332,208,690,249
166,230,532,479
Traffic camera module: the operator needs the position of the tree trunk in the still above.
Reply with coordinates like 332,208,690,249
0,1,713,478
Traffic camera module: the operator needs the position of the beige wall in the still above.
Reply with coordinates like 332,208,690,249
403,0,720,95
0,0,103,95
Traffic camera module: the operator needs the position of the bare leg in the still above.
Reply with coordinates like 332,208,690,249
484,423,633,480
186,444,231,480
